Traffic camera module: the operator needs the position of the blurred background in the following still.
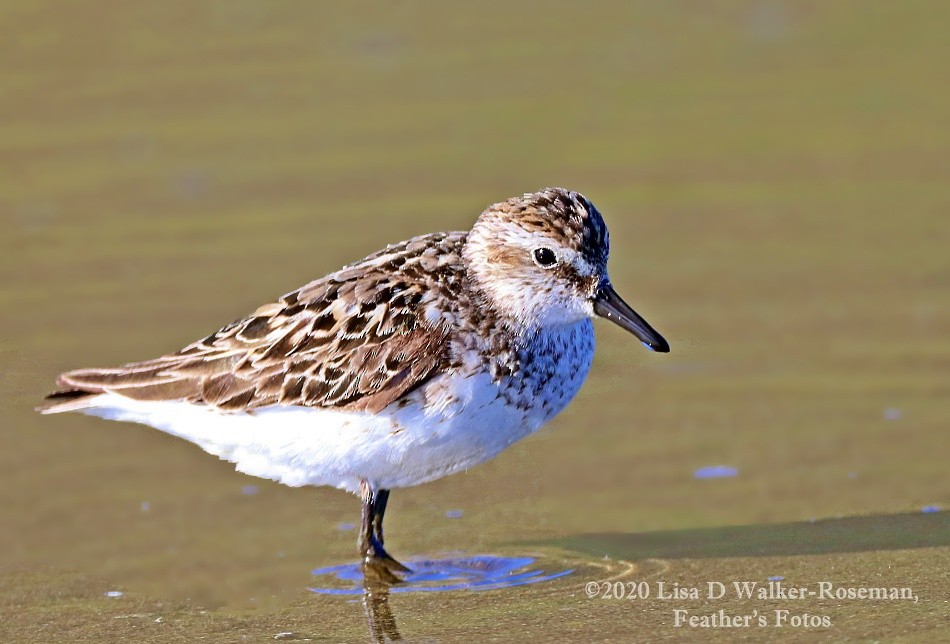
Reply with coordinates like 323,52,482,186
1,1,947,640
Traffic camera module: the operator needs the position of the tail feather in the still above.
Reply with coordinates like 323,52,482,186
40,359,184,414
56,363,174,389
37,389,101,414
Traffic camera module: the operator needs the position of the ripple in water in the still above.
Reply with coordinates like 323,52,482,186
309,555,573,595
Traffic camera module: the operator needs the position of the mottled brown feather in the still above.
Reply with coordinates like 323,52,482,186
41,233,463,414
40,187,613,417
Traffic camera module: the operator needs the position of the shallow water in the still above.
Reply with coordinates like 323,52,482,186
310,554,575,594
2,1,949,641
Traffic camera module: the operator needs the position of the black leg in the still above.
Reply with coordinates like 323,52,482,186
358,481,375,559
358,480,410,576
372,489,390,546
359,487,404,642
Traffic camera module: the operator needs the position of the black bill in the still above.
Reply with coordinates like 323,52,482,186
593,282,670,353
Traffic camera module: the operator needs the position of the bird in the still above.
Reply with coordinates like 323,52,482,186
38,187,669,577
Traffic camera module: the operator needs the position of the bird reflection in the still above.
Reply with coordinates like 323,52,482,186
361,558,404,643
309,553,574,641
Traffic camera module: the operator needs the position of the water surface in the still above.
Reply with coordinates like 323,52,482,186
2,2,948,641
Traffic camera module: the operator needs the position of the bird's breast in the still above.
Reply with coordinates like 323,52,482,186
504,319,595,424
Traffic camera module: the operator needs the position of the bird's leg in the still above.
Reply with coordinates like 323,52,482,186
358,480,375,560
371,489,390,546
358,480,410,576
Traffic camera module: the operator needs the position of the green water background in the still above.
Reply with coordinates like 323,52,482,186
1,1,947,640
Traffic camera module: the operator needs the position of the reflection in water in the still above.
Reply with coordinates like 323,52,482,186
362,583,401,643
693,465,738,479
310,554,574,595
310,555,574,643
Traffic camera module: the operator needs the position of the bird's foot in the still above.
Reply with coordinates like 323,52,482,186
360,535,411,587
361,556,406,587
367,535,411,573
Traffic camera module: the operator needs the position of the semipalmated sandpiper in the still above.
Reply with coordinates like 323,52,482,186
40,187,669,575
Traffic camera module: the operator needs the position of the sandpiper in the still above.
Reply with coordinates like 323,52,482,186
39,187,669,575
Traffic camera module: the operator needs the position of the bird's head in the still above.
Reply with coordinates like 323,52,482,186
463,187,669,352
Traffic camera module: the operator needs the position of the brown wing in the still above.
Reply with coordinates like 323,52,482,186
41,233,464,415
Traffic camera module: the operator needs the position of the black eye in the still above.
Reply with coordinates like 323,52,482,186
532,247,558,267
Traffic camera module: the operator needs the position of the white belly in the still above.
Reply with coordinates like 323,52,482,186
74,321,595,493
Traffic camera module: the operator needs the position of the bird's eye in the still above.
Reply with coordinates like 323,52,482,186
532,247,558,268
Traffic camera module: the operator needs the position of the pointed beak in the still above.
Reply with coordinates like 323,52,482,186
593,282,670,353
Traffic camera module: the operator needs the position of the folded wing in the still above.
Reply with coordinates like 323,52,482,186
40,233,461,415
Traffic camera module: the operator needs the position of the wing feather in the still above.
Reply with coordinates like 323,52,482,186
40,232,466,415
